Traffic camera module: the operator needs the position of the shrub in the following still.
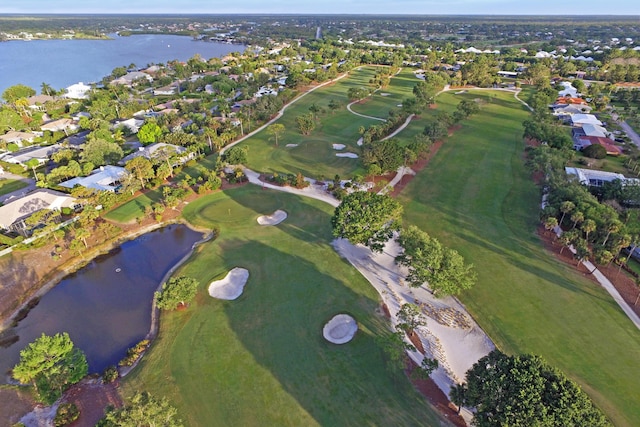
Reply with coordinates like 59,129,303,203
583,144,607,159
119,340,150,367
102,365,119,383
54,403,80,426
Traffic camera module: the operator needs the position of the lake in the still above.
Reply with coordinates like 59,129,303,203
0,34,244,94
0,224,204,381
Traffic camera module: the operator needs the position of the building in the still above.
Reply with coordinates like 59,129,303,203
573,135,623,155
119,143,193,166
0,189,76,236
569,114,603,127
0,144,61,166
565,167,639,187
59,165,128,192
0,131,37,147
64,82,92,99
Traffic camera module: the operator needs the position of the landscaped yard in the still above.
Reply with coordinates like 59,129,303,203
0,179,28,197
398,90,640,427
122,185,443,426
239,66,389,179
103,189,163,223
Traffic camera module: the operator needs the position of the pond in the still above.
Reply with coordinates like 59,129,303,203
0,224,204,382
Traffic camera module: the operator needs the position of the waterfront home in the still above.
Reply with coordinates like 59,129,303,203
65,82,92,99
26,95,57,111
59,165,128,192
111,71,153,87
41,118,78,134
0,189,76,237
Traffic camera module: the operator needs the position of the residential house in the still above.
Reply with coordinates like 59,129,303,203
153,85,178,96
572,123,610,139
110,71,153,86
59,165,128,192
41,118,78,134
0,144,61,166
572,135,623,155
565,167,639,187
0,131,37,147
0,189,76,237
64,82,91,99
552,104,592,117
26,95,56,111
569,114,603,127
119,143,194,166
554,97,588,106
113,118,144,134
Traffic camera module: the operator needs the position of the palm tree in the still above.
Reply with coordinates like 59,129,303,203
558,201,575,227
544,217,559,235
570,211,584,229
581,219,596,242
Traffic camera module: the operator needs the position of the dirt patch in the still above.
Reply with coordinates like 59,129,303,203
0,387,36,427
405,359,467,427
61,379,122,427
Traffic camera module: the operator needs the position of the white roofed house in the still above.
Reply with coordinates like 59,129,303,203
0,144,61,167
569,114,603,127
110,71,153,87
119,143,194,167
41,118,78,135
59,165,128,192
64,82,92,99
0,131,37,148
0,189,77,237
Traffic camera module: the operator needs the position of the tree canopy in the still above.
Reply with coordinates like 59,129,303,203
12,332,88,404
97,391,183,427
453,350,610,427
396,225,476,296
155,276,199,310
331,191,403,252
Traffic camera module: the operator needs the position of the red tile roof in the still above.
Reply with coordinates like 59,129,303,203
581,136,623,155
555,96,588,105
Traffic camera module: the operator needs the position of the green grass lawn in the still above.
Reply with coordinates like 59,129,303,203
0,179,28,197
398,90,640,427
122,185,443,427
349,68,420,119
240,67,391,179
103,189,163,223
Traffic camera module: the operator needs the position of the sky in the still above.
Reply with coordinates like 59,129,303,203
0,0,639,15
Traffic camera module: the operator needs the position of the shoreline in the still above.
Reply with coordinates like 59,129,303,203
0,218,210,334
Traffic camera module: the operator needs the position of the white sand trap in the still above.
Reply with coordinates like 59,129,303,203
380,93,391,96
323,314,358,344
208,268,249,300
357,137,363,146
332,143,346,150
336,153,359,158
285,143,298,148
257,209,287,226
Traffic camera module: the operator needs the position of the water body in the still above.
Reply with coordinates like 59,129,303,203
0,34,244,94
0,224,204,381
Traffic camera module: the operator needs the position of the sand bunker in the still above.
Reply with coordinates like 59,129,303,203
357,138,363,146
336,153,358,158
323,314,358,344
380,93,391,96
285,143,298,148
208,268,249,300
257,210,287,226
332,143,346,150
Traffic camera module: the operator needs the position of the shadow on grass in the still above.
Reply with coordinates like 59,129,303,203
217,238,439,426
